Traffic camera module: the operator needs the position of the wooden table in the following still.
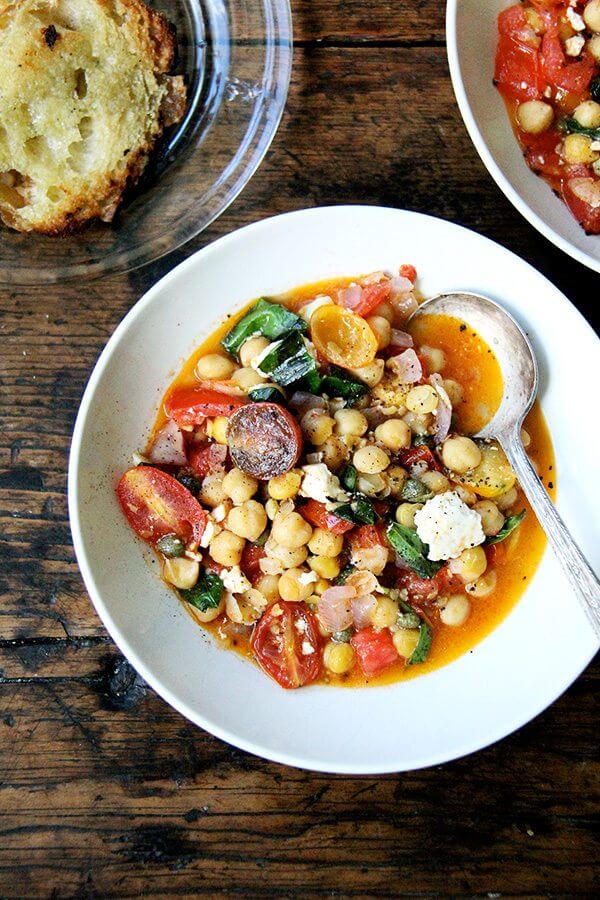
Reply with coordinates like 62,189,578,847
1,2,598,895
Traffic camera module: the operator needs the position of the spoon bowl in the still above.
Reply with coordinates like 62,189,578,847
411,292,600,638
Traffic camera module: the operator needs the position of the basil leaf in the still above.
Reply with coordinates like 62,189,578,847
222,299,307,357
333,493,377,525
339,464,358,493
386,522,442,579
591,76,600,104
176,469,202,496
180,571,224,612
256,332,320,388
156,534,185,558
559,116,600,141
334,564,355,585
486,509,526,545
413,434,435,449
320,365,369,404
248,385,285,403
408,620,432,666
399,477,433,503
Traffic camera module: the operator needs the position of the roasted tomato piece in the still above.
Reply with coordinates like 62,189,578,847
300,499,355,534
117,466,207,545
540,16,595,95
351,628,398,678
251,602,321,688
165,387,247,426
562,176,600,234
339,282,392,317
397,570,440,603
241,544,267,583
188,443,228,478
227,402,303,479
399,263,417,283
495,5,547,101
351,524,387,548
400,445,442,472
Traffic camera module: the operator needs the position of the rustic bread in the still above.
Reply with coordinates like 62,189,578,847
0,0,186,233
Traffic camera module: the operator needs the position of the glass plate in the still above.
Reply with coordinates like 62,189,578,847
0,0,292,284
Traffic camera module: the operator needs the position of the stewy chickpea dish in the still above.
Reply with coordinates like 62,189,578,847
495,1,600,233
116,266,554,688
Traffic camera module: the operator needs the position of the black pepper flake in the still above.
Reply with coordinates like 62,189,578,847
548,481,554,489
459,324,466,332
43,24,59,48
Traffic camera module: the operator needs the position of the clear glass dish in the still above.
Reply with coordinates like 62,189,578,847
0,0,292,285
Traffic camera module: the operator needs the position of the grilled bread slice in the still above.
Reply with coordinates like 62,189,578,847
0,0,186,233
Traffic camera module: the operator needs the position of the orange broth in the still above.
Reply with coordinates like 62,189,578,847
152,278,555,687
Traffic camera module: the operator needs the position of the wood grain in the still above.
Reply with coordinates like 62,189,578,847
0,11,598,897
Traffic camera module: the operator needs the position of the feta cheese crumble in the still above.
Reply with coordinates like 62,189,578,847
566,6,585,31
299,463,349,504
414,491,485,561
565,35,585,57
221,566,251,595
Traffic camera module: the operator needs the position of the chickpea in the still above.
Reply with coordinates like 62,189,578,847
453,484,477,506
393,628,420,659
163,557,199,590
301,409,335,445
226,591,261,625
193,595,225,623
308,555,341,580
367,315,392,350
573,100,600,130
420,470,451,495
349,358,385,388
524,6,543,32
473,500,505,537
562,133,598,165
232,366,266,391
255,574,280,602
584,0,600,33
308,527,343,558
387,465,408,498
239,335,270,368
207,416,229,444
321,434,349,470
588,34,600,61
406,384,439,414
334,408,368,438
195,353,236,380
357,473,387,495
439,594,471,626
267,470,302,500
466,570,497,598
448,546,487,583
371,596,398,629
271,511,313,549
442,435,482,474
375,418,411,452
222,467,259,504
313,578,331,595
517,100,554,135
227,500,267,542
278,568,315,602
323,641,355,674
403,411,431,435
266,540,308,570
209,530,245,567
443,378,463,406
199,472,227,507
396,502,423,528
374,300,395,322
497,486,518,511
419,345,446,373
265,498,279,520
353,444,390,474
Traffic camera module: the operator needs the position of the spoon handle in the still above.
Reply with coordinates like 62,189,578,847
503,433,600,640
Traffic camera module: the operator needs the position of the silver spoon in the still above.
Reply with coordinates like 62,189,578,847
410,292,600,639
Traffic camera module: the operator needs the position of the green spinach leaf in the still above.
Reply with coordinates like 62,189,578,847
386,522,442,579
222,299,306,357
180,571,224,612
256,332,320,388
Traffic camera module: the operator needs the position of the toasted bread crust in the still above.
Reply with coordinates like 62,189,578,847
0,0,186,234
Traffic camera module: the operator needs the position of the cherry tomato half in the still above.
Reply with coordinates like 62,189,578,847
495,5,547,101
350,524,387,549
540,15,595,96
351,628,398,678
311,304,377,369
400,445,442,472
300,499,355,534
165,387,247,426
240,544,267,584
117,466,207,546
251,602,321,689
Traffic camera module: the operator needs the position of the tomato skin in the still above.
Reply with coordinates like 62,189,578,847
165,388,247,426
486,542,507,567
399,264,417,283
540,15,595,95
117,466,207,546
495,6,547,101
351,628,398,677
188,443,228,478
300,499,355,534
339,282,392,318
241,544,266,583
562,175,600,234
351,524,387,548
400,445,442,472
251,602,321,689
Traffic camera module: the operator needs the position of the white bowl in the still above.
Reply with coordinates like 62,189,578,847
69,206,600,774
447,0,600,274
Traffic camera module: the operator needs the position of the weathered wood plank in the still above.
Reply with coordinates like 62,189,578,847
281,0,444,43
0,663,597,898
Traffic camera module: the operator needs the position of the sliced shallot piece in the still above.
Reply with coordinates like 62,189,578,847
318,585,356,632
387,348,422,383
389,329,414,350
389,275,414,296
289,391,328,418
346,570,379,596
429,373,452,444
148,419,188,466
351,594,377,629
362,406,388,428
336,283,363,310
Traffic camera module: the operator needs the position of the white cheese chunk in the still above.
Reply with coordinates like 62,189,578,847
566,6,585,31
565,35,585,56
199,518,216,548
221,565,251,595
298,571,318,586
414,491,485,561
299,463,349,504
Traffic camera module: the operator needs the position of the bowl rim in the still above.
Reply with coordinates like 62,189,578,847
68,205,600,774
445,0,600,276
